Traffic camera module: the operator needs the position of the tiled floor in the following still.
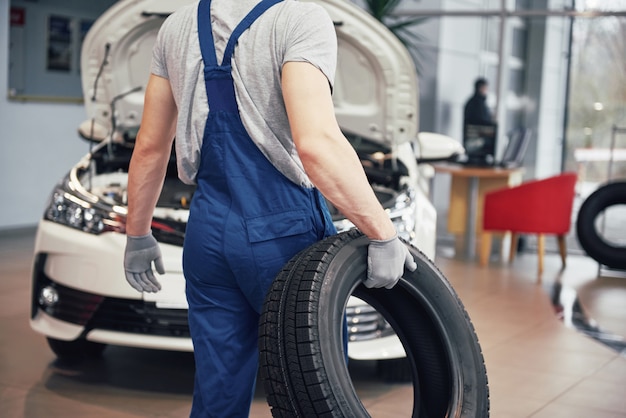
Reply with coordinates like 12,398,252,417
1,228,625,417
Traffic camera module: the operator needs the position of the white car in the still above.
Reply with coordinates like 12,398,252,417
30,0,462,375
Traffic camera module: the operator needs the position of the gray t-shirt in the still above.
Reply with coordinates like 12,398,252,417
151,0,337,187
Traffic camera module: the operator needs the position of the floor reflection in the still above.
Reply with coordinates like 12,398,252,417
550,280,626,355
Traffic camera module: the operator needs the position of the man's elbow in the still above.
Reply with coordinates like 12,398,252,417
131,143,169,170
295,131,335,165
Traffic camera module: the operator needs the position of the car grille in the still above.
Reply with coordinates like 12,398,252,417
89,299,189,337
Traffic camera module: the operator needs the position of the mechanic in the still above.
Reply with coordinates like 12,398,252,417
123,0,417,416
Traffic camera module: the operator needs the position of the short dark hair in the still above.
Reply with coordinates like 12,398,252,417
474,77,488,91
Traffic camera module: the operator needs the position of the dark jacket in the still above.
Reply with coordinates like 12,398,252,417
464,93,493,126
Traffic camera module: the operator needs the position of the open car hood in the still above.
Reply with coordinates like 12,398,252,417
81,0,418,147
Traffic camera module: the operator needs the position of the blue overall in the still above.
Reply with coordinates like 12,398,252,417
182,0,336,416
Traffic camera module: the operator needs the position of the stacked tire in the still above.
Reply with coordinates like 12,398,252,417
576,181,626,270
259,230,490,417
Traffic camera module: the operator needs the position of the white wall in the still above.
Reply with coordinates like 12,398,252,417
0,0,89,230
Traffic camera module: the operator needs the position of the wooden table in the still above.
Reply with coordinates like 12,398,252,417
434,163,524,260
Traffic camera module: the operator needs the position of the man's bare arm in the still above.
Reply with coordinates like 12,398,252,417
282,61,396,241
126,74,178,236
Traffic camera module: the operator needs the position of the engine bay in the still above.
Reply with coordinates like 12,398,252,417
79,137,409,219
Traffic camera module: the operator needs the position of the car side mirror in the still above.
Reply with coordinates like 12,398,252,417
414,132,465,163
78,120,109,143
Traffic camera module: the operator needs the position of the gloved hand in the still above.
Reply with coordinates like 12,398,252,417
124,233,165,293
365,235,417,289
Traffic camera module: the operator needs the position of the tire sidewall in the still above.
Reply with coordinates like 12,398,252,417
576,181,626,269
315,235,488,417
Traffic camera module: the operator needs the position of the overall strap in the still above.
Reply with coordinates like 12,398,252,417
222,0,282,66
197,0,283,68
197,0,218,68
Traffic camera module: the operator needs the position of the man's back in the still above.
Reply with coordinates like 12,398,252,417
152,0,337,187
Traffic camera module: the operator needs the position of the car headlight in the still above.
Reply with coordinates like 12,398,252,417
44,186,125,235
332,187,418,242
388,188,417,243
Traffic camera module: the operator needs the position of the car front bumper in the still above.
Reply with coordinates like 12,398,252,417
31,220,406,360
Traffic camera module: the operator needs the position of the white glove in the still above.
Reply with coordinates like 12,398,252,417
365,235,417,289
123,233,165,293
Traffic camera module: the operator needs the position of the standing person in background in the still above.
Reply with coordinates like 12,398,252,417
462,77,497,165
122,0,417,417
464,77,494,126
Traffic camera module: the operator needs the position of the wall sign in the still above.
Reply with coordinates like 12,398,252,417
10,7,25,26
47,15,72,72
7,0,117,101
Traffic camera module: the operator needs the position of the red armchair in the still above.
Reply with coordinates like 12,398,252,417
479,172,578,279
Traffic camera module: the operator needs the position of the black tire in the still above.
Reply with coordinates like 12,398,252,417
46,337,107,360
376,358,412,383
576,181,626,270
259,230,489,417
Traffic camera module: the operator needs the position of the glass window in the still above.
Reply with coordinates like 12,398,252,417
484,17,500,53
565,14,626,183
485,64,499,91
576,0,626,12
511,27,527,58
505,109,525,131
509,68,525,95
